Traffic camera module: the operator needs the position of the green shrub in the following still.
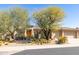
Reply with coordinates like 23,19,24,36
57,36,68,44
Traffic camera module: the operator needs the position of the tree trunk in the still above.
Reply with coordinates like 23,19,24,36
42,29,51,40
8,30,15,40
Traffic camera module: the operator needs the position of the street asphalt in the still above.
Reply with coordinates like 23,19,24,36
12,47,79,55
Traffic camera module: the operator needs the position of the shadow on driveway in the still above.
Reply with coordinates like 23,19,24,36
12,47,79,55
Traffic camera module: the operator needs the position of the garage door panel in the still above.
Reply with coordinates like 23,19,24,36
64,31,74,38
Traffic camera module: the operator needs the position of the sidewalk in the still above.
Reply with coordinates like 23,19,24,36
0,44,79,55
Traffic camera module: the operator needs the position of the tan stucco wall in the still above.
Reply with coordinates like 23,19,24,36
77,31,79,38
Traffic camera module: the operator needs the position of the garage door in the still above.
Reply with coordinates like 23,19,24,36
64,31,79,44
64,31,74,38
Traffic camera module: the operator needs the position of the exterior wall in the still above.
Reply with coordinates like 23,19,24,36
25,28,41,38
54,31,59,38
26,29,32,37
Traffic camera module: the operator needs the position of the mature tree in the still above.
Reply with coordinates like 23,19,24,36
8,7,29,38
0,12,11,38
0,7,29,39
33,7,65,40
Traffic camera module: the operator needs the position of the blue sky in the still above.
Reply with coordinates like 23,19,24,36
0,4,79,28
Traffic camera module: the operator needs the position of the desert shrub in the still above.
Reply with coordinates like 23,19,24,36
31,39,39,44
0,39,2,41
57,36,68,44
9,39,15,43
39,39,47,44
4,42,9,45
0,41,3,46
32,39,50,45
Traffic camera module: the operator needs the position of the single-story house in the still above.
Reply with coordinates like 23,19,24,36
25,27,79,39
24,27,79,44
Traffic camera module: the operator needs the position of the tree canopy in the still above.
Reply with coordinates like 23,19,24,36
0,7,29,39
33,7,65,40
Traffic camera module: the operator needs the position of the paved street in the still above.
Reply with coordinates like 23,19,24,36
12,47,79,55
